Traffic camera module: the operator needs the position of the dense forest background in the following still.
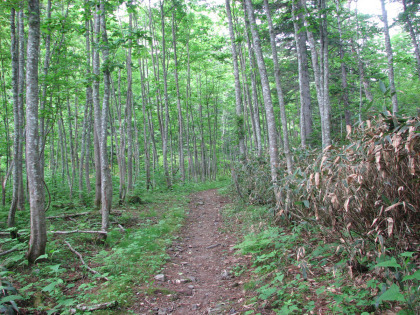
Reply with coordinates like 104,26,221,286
0,0,419,313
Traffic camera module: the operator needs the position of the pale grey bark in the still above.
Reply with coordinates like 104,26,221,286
126,9,134,192
402,0,420,80
172,11,185,182
244,0,281,204
99,1,113,234
17,9,25,211
291,1,312,147
26,0,46,263
92,4,101,208
263,0,293,172
8,8,19,228
226,0,246,159
335,0,351,127
380,0,398,114
243,6,262,156
160,1,171,188
301,0,331,147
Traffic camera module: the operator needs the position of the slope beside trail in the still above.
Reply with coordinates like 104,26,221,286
130,189,267,315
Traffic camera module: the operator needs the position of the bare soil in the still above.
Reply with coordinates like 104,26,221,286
129,189,259,315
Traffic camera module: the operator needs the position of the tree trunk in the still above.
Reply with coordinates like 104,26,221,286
226,0,246,159
244,0,281,206
92,3,102,208
291,1,312,147
263,0,293,173
380,0,398,114
172,10,185,182
26,0,46,263
99,1,113,235
8,8,19,228
402,0,420,80
126,8,134,192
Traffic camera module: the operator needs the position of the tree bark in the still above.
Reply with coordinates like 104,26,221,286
172,10,185,182
402,0,420,80
263,0,293,172
291,1,312,147
244,0,281,205
26,0,46,263
8,8,19,228
380,0,398,114
226,0,246,159
99,1,113,235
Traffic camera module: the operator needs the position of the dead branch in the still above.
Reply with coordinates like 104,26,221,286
112,222,126,232
64,241,109,281
0,248,22,257
51,230,107,235
70,301,118,313
47,211,91,219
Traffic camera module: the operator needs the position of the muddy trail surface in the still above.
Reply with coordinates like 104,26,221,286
130,189,260,315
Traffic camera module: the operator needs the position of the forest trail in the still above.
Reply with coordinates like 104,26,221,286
130,189,258,315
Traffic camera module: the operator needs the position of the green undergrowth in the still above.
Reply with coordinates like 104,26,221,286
223,203,419,315
0,179,228,314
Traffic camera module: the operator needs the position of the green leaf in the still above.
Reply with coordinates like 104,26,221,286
0,294,23,303
41,279,63,293
402,270,420,281
400,252,415,258
379,80,387,93
377,284,405,302
303,200,310,208
374,257,401,269
35,254,48,262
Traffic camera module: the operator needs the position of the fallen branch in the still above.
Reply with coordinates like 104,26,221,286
70,301,118,313
0,248,22,257
47,211,91,220
51,230,107,235
112,222,126,233
64,241,109,281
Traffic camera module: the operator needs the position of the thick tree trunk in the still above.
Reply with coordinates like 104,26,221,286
244,0,281,205
380,0,398,114
263,0,293,173
26,0,46,263
226,0,246,159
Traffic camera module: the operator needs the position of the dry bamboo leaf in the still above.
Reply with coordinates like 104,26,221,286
334,156,340,165
330,193,339,210
320,155,328,170
392,134,402,152
367,120,371,128
387,217,394,236
375,150,382,171
346,124,352,137
346,222,351,232
347,174,357,185
344,198,351,212
315,173,320,187
371,217,380,228
408,157,415,176
385,202,402,212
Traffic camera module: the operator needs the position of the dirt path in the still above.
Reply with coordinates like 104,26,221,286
130,189,254,314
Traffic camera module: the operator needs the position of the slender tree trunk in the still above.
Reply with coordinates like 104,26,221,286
172,11,185,182
17,8,25,211
226,0,246,159
243,6,262,156
99,1,112,234
335,0,351,128
244,0,281,205
8,8,19,228
264,0,293,172
402,0,420,80
380,0,398,114
126,8,134,192
26,0,46,263
160,1,171,188
291,1,312,147
92,4,101,208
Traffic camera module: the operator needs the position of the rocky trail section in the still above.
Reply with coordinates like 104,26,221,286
130,189,258,315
